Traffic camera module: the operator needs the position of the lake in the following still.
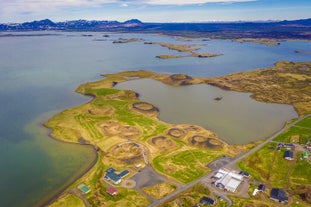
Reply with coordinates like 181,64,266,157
115,79,298,144
0,31,310,206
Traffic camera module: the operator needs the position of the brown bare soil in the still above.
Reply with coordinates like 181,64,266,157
149,136,178,152
110,143,144,164
167,128,185,138
190,135,224,149
101,121,141,139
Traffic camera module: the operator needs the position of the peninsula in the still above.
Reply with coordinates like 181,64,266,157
46,61,311,207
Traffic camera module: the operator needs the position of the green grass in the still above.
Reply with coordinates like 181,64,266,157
273,126,311,144
160,183,210,207
85,88,120,97
269,149,291,188
153,149,223,183
229,196,273,207
238,143,276,182
49,194,85,207
291,153,311,185
75,114,104,140
273,116,311,144
295,116,311,128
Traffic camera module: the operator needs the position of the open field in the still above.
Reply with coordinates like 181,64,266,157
159,183,211,207
142,182,177,199
153,148,226,184
49,194,85,207
274,115,311,144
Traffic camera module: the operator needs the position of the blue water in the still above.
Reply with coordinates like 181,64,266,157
0,31,310,206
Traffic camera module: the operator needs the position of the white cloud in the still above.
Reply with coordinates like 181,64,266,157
0,0,257,22
144,0,256,5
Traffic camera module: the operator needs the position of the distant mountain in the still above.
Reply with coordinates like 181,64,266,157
1,18,310,39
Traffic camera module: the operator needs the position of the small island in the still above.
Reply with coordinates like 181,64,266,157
47,61,311,207
233,38,281,46
146,42,223,59
113,38,143,43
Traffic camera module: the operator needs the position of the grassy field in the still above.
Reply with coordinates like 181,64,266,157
160,183,211,207
229,196,274,207
290,153,311,185
153,148,225,183
238,143,276,182
49,194,85,207
142,182,177,199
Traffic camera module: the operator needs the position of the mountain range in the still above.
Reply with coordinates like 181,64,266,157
1,18,311,39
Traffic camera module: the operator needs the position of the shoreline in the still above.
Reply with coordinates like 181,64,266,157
33,98,99,207
39,126,98,207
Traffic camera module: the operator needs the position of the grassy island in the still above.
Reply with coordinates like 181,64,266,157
47,61,310,207
146,42,223,59
234,38,280,46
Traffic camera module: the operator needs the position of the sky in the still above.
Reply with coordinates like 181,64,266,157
0,0,311,23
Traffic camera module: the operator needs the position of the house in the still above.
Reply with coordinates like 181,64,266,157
104,168,129,185
270,188,288,203
307,144,311,150
199,196,216,206
105,171,121,184
258,184,266,192
119,170,129,178
106,187,118,196
239,171,250,178
284,150,294,160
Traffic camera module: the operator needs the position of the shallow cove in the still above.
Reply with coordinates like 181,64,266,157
115,78,298,144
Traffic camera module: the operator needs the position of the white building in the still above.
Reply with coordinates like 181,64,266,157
214,169,243,192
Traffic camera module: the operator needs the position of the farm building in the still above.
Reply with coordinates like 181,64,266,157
270,188,288,203
284,150,294,160
214,169,243,192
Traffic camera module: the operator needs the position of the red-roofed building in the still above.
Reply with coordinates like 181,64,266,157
107,187,117,196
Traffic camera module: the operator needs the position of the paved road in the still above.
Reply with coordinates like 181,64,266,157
148,114,310,207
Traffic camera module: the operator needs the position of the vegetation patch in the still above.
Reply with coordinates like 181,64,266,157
190,135,223,149
229,196,274,207
48,194,85,207
206,61,311,115
159,183,211,207
167,128,185,138
153,148,224,183
142,182,177,199
149,136,179,152
291,156,311,185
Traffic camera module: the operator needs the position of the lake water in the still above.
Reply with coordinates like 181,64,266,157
115,79,298,144
0,31,310,206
